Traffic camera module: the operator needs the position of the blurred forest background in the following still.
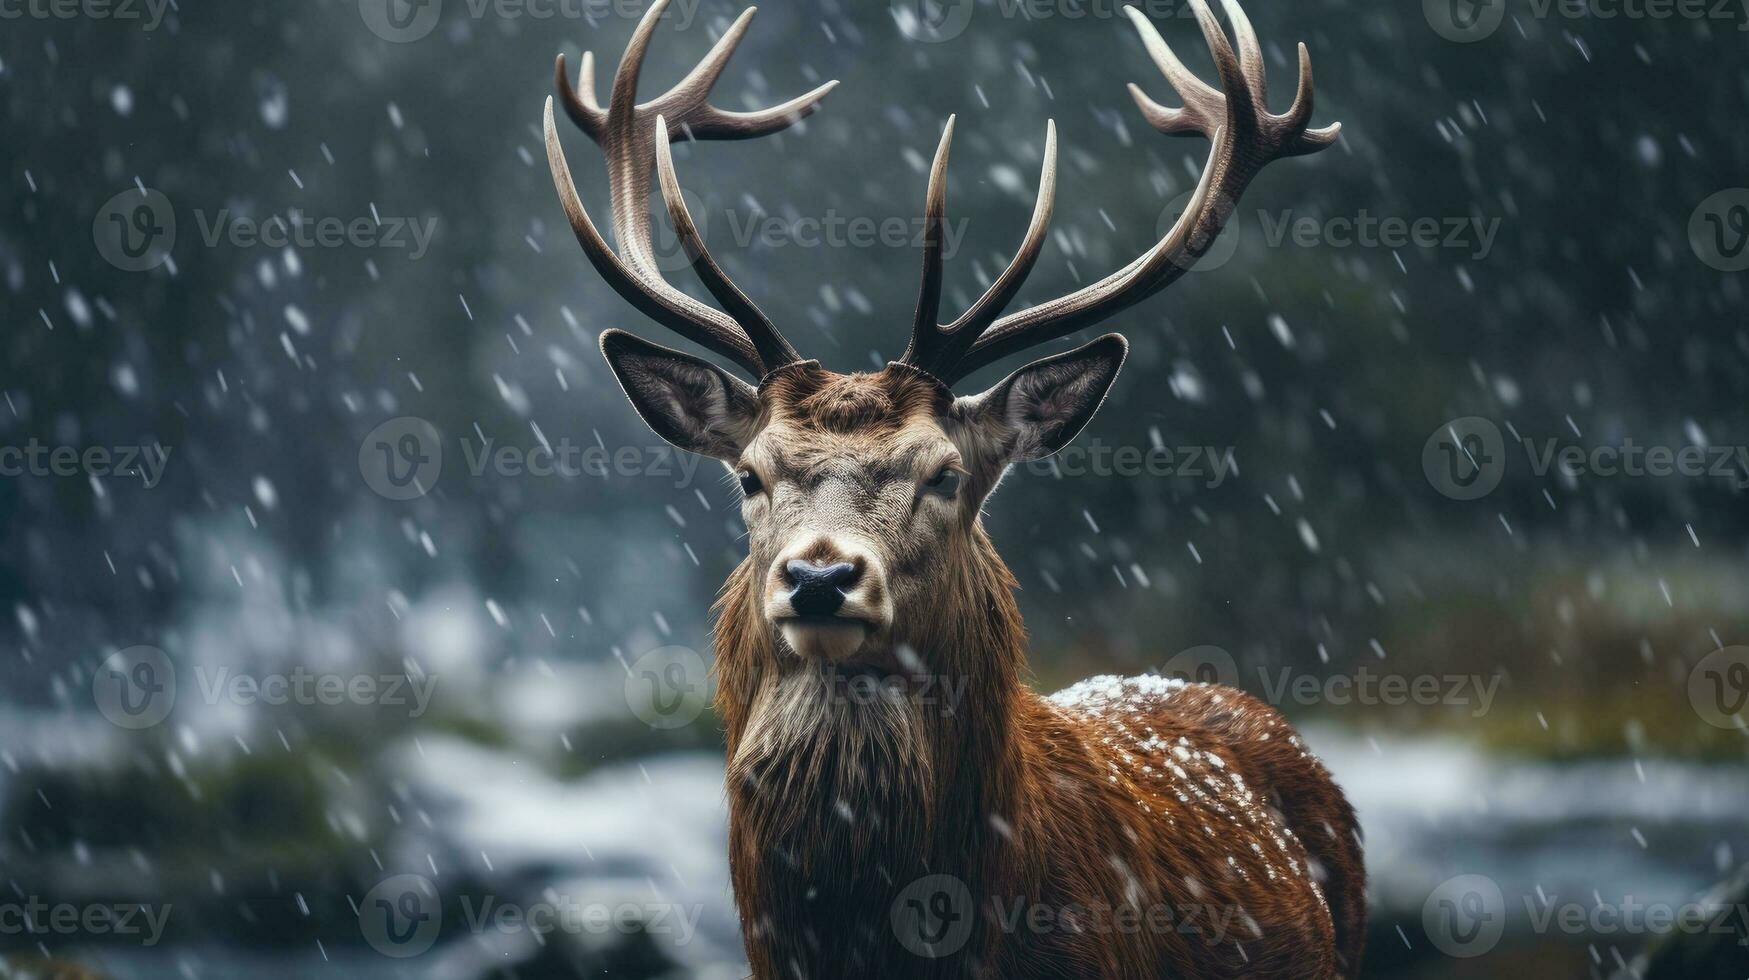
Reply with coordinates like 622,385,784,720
2,0,1748,976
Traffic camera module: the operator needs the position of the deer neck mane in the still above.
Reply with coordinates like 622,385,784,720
712,525,1032,972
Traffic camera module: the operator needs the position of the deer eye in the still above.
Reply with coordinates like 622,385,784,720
737,469,764,496
923,466,962,498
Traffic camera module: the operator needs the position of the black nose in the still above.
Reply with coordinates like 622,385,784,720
784,560,859,617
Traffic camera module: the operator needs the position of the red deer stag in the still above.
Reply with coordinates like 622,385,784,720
543,0,1362,976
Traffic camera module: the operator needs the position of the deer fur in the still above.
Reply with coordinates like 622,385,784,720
704,366,1365,979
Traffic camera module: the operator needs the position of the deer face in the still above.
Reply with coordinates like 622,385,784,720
601,331,1126,666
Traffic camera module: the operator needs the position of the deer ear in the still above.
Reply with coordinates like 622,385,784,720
600,329,761,461
952,334,1127,465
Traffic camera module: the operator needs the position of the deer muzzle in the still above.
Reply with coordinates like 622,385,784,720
764,536,892,662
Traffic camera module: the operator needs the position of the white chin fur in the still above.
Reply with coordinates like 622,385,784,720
779,620,870,662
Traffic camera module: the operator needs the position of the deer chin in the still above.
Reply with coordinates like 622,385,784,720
775,616,873,663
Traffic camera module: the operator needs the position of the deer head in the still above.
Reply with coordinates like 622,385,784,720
545,0,1337,671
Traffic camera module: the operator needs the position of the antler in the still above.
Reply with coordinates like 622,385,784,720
544,0,836,380
901,0,1340,386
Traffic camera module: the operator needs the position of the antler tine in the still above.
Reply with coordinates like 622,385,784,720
556,51,605,139
669,6,759,108
946,119,1057,337
655,119,801,371
899,119,1060,380
1217,0,1267,102
1185,0,1255,129
545,99,765,371
545,0,837,380
923,0,1338,384
1284,43,1342,155
908,116,956,360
